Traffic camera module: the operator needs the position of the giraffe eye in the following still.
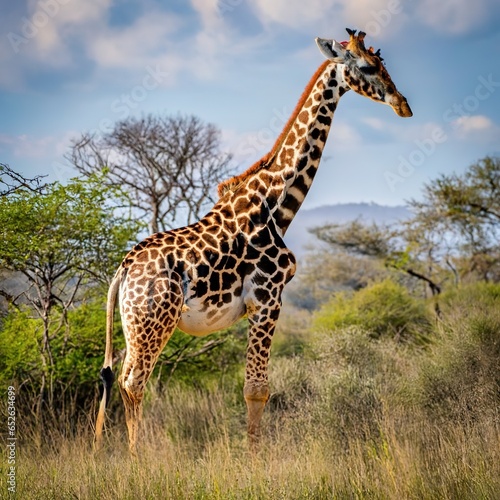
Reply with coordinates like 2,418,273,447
359,64,377,75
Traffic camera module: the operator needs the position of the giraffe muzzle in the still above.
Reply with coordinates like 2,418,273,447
393,94,413,118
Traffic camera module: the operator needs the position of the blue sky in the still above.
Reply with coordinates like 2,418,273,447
1,0,500,209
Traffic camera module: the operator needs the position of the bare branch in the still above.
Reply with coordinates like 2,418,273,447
67,114,234,233
0,163,48,196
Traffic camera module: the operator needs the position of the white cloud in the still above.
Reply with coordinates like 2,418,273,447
342,0,408,39
333,123,362,148
191,0,222,31
27,0,113,61
1,0,498,93
86,11,181,70
250,0,497,39
250,0,408,40
414,0,490,35
452,115,500,141
251,0,338,30
0,131,77,159
362,117,386,131
362,117,446,143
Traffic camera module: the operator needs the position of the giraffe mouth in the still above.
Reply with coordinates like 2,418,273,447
393,95,413,118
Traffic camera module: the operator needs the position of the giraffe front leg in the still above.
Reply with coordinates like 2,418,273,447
244,300,281,449
244,379,270,448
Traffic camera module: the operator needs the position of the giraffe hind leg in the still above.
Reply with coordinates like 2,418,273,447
118,369,144,457
118,311,182,456
118,273,184,455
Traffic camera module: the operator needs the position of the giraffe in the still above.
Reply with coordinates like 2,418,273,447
94,28,412,454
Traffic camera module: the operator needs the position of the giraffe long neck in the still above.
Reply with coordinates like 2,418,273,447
218,61,349,236
270,62,348,234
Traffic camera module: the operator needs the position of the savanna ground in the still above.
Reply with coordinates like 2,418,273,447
3,282,499,499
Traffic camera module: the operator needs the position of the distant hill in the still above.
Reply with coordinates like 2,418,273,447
284,202,411,258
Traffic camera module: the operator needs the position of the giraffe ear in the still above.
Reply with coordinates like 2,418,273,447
315,37,347,63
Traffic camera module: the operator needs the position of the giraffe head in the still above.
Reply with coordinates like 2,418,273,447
316,28,412,118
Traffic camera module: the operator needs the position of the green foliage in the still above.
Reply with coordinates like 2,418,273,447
0,173,143,433
313,279,432,341
54,301,125,388
0,310,40,387
284,249,389,311
0,300,249,438
311,219,393,258
410,155,500,281
0,173,143,284
0,302,125,430
3,281,500,498
311,157,500,296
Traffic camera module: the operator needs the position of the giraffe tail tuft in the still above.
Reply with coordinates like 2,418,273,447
100,366,115,407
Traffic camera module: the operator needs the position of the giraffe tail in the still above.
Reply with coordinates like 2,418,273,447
94,268,122,451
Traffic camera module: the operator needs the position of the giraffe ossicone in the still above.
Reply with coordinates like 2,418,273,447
94,28,412,455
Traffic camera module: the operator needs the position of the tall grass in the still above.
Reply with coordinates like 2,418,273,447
11,399,499,499
5,283,500,499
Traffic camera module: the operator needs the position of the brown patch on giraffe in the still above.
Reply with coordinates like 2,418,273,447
285,131,296,146
298,110,309,124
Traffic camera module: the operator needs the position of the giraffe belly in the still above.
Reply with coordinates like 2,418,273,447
177,298,246,336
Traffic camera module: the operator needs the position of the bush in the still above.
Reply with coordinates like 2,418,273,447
0,299,248,443
0,310,41,388
313,279,432,342
154,320,247,389
0,301,122,440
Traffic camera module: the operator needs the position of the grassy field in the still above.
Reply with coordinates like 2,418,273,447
9,395,500,499
3,283,500,499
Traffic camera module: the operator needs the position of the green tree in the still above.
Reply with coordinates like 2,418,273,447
0,174,142,420
310,220,444,302
410,156,500,282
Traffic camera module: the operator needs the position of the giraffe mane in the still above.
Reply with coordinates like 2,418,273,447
217,60,331,198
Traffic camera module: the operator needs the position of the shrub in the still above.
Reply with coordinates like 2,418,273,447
0,310,41,388
313,279,432,342
0,301,122,440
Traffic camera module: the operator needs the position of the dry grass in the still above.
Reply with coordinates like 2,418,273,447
12,423,500,499
9,375,499,500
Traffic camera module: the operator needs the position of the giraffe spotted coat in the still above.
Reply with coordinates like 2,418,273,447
94,29,412,454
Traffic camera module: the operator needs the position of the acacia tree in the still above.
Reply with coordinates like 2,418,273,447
0,174,142,420
409,156,500,282
68,114,234,234
310,220,444,300
310,156,500,312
